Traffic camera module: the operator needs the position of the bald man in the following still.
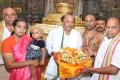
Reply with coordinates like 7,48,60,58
84,17,120,80
83,14,104,57
0,7,17,80
76,14,104,80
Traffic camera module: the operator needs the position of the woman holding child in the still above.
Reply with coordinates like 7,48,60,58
1,18,43,80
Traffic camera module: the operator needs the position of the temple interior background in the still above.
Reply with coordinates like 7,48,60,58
0,0,120,79
0,0,120,22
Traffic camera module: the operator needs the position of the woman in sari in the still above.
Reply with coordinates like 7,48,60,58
1,18,39,80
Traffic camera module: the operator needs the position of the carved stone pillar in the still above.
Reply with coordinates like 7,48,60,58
82,0,101,17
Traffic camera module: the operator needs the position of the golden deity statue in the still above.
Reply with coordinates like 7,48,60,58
42,3,84,27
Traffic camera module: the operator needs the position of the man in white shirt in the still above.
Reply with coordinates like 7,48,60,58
0,7,17,80
84,17,120,80
45,14,83,80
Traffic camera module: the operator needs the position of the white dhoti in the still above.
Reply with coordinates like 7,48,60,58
45,56,58,79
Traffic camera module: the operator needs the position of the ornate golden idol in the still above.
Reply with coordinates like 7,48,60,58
42,3,84,27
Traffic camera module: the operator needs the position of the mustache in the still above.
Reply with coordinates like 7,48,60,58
96,27,105,32
96,27,104,30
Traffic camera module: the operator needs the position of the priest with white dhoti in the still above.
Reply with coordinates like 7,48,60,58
83,17,120,80
45,14,83,80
